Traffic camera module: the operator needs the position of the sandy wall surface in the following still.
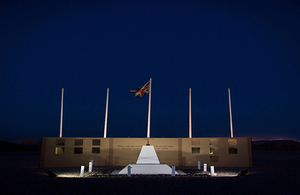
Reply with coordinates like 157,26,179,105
0,151,299,194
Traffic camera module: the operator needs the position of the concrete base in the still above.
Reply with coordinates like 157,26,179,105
117,163,178,175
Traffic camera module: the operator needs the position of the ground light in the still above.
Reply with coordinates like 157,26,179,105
43,169,252,178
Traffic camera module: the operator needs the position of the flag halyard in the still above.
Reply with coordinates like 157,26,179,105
130,81,150,98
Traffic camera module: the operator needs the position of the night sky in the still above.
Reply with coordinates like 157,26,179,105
1,0,300,142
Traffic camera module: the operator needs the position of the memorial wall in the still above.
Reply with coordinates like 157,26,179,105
39,137,253,168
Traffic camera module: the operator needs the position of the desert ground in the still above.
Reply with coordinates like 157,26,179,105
1,151,299,195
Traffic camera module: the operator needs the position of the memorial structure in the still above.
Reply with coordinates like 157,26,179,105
115,145,179,175
40,80,253,169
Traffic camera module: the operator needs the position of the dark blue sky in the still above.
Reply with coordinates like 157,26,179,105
1,0,300,142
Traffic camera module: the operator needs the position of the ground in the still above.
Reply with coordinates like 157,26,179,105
0,151,299,194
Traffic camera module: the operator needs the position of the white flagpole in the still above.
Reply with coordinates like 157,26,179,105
103,88,109,138
189,88,192,138
228,88,234,138
59,88,64,138
147,78,152,145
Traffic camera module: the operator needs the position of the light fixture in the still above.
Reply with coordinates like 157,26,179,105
237,169,248,176
46,170,57,177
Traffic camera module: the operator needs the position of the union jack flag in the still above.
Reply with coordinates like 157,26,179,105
130,81,150,98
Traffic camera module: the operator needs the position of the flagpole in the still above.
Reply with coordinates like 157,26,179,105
189,88,192,138
147,78,152,145
228,88,234,138
59,88,64,138
104,88,109,138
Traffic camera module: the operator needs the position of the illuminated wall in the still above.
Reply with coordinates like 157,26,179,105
39,137,253,168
